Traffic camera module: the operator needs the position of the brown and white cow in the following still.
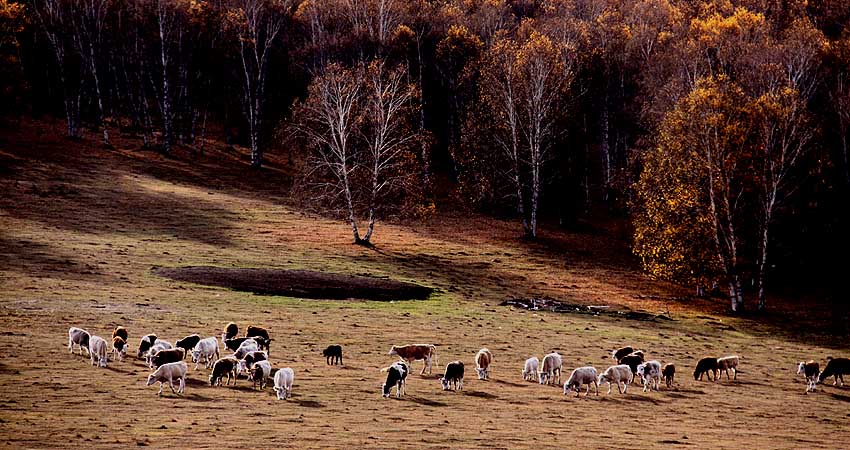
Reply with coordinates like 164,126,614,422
797,361,820,393
388,344,436,375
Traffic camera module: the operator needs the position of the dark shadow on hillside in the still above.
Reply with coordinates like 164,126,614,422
0,235,116,282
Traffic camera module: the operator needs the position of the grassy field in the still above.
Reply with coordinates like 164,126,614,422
1,119,849,449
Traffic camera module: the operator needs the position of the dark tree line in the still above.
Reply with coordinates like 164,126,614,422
3,0,850,316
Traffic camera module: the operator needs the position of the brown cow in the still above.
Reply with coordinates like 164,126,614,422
388,344,436,375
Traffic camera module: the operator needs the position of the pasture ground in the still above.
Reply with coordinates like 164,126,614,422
1,119,849,449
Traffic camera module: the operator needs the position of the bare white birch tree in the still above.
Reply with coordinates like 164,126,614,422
70,0,111,146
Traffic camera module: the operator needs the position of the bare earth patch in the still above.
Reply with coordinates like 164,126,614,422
152,266,433,300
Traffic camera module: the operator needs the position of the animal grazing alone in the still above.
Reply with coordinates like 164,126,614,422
250,360,272,390
717,356,740,380
146,361,187,396
388,344,437,375
662,363,676,388
210,357,239,386
522,357,539,382
441,361,465,391
475,348,494,380
694,357,718,381
137,334,158,359
88,335,108,368
323,345,343,365
111,326,128,342
191,337,220,370
637,360,663,392
381,362,409,398
612,346,634,362
797,361,820,393
539,352,563,385
112,336,127,362
68,327,91,356
150,348,185,369
175,334,201,358
274,368,295,400
818,357,850,386
598,365,633,394
564,366,599,397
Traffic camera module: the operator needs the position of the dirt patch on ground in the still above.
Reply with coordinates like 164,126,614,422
153,266,434,301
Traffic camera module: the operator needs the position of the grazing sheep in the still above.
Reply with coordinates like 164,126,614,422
818,357,850,386
112,336,127,362
144,340,173,365
175,334,201,358
388,344,437,375
191,337,220,370
381,362,409,398
149,348,185,369
539,352,563,385
209,357,239,386
612,346,634,361
88,335,108,368
111,326,128,342
598,365,633,394
475,348,494,380
137,334,158,359
797,361,820,393
441,361,465,391
717,356,740,380
273,368,295,400
232,339,259,360
237,351,268,376
618,354,644,383
564,366,599,397
662,363,676,388
250,360,272,390
323,345,343,365
693,357,718,381
522,357,539,382
146,361,187,396
637,360,662,392
68,327,91,356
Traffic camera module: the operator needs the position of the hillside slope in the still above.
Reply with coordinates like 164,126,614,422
1,120,848,449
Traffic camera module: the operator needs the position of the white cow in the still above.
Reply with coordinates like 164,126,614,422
273,368,295,400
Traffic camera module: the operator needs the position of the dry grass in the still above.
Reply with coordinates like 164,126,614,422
1,119,849,449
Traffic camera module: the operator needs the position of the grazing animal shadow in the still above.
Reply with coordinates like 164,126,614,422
182,393,215,402
827,392,850,403
404,396,447,407
185,378,211,387
623,394,664,405
295,399,324,408
465,391,498,399
493,379,527,388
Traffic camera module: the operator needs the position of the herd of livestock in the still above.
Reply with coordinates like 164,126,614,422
67,323,850,399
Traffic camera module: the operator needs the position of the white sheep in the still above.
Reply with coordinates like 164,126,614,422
191,337,220,370
273,368,295,400
598,364,633,394
538,352,563,385
146,361,187,396
564,366,598,397
88,335,108,368
522,357,539,381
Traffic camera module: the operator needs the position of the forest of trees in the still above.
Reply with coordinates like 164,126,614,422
2,0,849,316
